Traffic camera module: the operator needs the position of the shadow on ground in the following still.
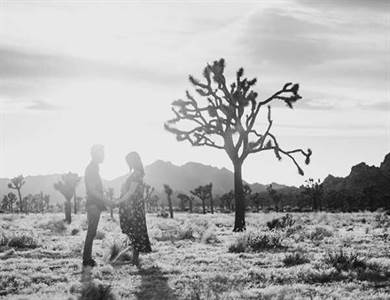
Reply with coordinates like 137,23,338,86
135,265,177,300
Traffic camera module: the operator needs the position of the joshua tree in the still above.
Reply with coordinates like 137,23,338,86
191,183,213,214
267,184,282,212
106,187,115,219
177,193,189,211
188,195,194,213
250,192,264,212
302,178,324,211
1,195,9,211
54,172,81,224
143,184,155,213
220,190,234,212
163,184,174,218
150,195,160,212
165,58,311,231
8,175,26,213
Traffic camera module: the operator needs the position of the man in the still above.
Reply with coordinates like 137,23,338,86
82,144,107,267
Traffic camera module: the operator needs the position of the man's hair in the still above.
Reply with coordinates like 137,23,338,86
90,144,104,157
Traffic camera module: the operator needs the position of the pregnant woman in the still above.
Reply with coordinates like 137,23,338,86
113,151,151,265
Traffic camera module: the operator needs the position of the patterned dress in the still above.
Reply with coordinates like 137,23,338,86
119,171,152,253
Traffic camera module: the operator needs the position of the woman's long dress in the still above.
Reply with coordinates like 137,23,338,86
119,172,151,253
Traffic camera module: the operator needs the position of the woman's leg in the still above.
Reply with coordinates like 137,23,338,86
132,247,139,266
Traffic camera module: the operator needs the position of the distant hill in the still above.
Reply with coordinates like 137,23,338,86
322,152,390,210
0,160,289,204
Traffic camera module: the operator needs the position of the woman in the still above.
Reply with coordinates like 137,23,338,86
115,151,151,265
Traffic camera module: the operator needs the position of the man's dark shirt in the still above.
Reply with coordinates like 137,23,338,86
85,161,105,210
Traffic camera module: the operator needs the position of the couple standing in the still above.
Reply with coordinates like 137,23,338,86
82,145,151,268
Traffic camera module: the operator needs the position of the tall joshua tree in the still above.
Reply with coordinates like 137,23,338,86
165,58,311,231
163,184,174,218
8,175,25,213
54,172,81,224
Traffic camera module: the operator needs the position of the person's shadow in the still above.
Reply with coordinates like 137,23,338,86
135,265,177,300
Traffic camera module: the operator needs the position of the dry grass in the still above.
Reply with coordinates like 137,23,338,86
0,211,389,299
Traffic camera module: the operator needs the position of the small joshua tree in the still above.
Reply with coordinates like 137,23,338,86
302,178,324,211
163,184,173,218
191,183,213,214
54,172,81,224
165,58,311,231
8,175,25,213
250,192,264,212
177,193,190,211
143,184,155,213
267,184,282,212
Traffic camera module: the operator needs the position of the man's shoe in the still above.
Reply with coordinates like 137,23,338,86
82,258,97,267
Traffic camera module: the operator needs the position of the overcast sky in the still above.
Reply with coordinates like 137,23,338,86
0,0,389,186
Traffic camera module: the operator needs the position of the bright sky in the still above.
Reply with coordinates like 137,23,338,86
0,0,389,186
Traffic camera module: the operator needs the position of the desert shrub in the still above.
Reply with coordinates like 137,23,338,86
324,250,367,272
229,231,284,253
309,226,333,241
300,268,346,284
8,234,39,249
107,240,131,262
79,281,117,300
283,252,310,267
157,210,169,218
201,227,220,244
374,213,390,228
0,231,8,247
228,234,249,253
285,224,303,237
249,232,284,251
40,219,67,233
95,231,105,240
71,228,80,235
267,214,295,230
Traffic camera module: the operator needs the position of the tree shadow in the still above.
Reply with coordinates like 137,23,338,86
135,265,177,300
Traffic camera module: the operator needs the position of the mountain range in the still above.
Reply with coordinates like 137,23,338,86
0,160,288,204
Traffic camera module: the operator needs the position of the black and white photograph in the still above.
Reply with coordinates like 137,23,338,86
0,0,389,299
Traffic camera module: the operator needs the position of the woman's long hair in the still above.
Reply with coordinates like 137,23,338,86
126,151,145,177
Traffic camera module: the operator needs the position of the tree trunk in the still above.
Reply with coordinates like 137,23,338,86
189,197,193,213
210,194,214,214
73,191,77,214
64,199,72,224
202,198,206,214
17,189,22,213
233,162,245,232
168,196,173,218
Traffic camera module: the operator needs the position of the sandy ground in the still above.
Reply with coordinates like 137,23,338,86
0,211,389,299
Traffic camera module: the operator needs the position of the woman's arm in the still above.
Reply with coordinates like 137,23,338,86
114,181,139,205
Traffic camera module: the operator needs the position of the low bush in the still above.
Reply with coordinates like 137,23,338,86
283,252,310,267
157,210,169,218
79,281,117,300
324,250,367,272
309,226,333,241
39,219,67,233
267,214,295,230
228,231,284,253
8,234,39,249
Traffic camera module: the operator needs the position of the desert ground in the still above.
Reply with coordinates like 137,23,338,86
0,211,389,300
